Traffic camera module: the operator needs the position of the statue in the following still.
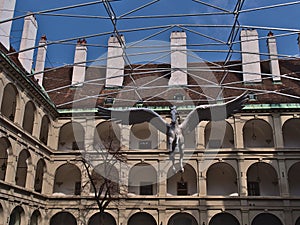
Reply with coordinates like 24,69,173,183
97,92,248,172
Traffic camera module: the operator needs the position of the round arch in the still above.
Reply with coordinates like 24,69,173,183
58,122,85,150
8,206,24,225
251,213,282,225
88,212,116,225
247,162,279,196
40,115,50,145
30,210,41,225
50,212,77,225
130,122,158,149
243,119,274,148
209,212,240,225
167,163,197,196
288,162,300,196
15,149,31,188
283,118,300,148
22,101,36,134
1,83,18,122
0,137,11,181
90,163,119,195
34,159,46,193
128,162,157,195
128,212,157,225
206,162,238,196
94,121,121,150
53,163,81,195
205,121,234,148
167,212,198,225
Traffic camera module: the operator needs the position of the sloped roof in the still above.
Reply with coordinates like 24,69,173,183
42,59,300,110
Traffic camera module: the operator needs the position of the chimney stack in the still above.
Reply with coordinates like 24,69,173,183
267,31,281,82
105,35,125,87
0,0,16,50
169,31,187,86
72,39,87,86
240,29,262,83
34,35,47,86
18,14,38,73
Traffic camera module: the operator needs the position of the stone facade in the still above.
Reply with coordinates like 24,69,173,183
1,51,300,225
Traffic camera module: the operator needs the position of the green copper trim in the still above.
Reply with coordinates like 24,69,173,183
243,103,300,110
58,103,300,114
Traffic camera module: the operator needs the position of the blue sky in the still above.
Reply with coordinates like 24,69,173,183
10,0,300,67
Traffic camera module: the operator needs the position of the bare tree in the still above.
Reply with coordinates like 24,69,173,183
82,138,127,216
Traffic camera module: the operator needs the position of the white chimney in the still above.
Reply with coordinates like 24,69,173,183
267,32,281,82
0,0,16,50
240,29,262,83
18,14,38,73
105,35,125,88
169,31,188,86
34,35,47,86
72,39,87,86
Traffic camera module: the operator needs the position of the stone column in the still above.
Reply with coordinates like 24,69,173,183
26,162,35,190
158,131,167,150
234,116,244,149
238,158,248,196
121,125,130,150
158,208,166,225
14,92,26,127
84,118,95,152
48,122,60,150
42,161,52,195
5,149,16,184
273,114,284,148
32,109,43,139
278,159,289,197
158,159,167,196
198,160,207,196
241,210,250,225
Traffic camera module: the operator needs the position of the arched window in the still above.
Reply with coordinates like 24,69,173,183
1,83,18,121
128,163,157,195
167,164,197,196
94,121,121,150
130,122,158,149
22,101,36,134
0,137,10,181
128,212,157,225
247,162,279,196
15,149,31,187
53,163,81,195
50,212,77,225
9,206,24,225
88,212,116,225
90,163,119,196
34,159,46,193
207,162,238,196
30,210,41,225
205,121,234,148
251,213,282,225
209,213,240,225
283,119,300,148
288,162,300,196
168,213,198,225
243,119,274,148
40,115,50,145
58,122,85,150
